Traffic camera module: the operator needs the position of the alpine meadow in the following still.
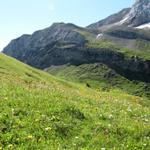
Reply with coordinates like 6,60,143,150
1,0,150,149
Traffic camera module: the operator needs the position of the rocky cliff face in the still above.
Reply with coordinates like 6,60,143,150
37,46,150,82
3,0,150,84
123,0,150,27
88,0,150,29
3,23,87,62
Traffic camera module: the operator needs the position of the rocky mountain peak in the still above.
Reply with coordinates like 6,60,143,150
88,0,150,29
123,0,150,26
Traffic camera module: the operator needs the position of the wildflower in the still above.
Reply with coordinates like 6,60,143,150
108,124,111,127
108,114,113,119
45,127,51,131
127,107,132,112
11,108,15,115
99,114,103,117
35,119,39,122
75,136,79,139
144,119,149,122
101,148,106,150
8,144,13,148
143,143,147,146
27,135,33,139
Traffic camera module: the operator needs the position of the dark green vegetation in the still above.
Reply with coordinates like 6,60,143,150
47,63,150,99
0,53,150,149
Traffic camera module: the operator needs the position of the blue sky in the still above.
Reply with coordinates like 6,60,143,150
0,0,134,51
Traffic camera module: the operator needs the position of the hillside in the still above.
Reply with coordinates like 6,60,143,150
46,63,150,98
3,0,150,70
0,53,150,149
2,0,150,88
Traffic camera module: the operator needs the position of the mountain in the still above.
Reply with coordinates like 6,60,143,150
123,0,150,27
1,0,150,148
88,0,150,29
3,23,87,68
87,8,131,29
2,0,150,98
0,53,150,149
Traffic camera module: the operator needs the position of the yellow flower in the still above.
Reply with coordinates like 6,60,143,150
4,97,8,100
27,135,33,139
35,119,39,122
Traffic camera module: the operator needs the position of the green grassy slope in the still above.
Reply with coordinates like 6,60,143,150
86,39,150,60
0,53,150,150
77,27,150,60
47,63,150,98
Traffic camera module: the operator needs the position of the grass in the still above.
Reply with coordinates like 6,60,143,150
135,39,150,52
46,63,150,98
86,39,150,60
0,53,150,149
77,26,150,60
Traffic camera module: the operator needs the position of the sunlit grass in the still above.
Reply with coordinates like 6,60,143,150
0,53,150,149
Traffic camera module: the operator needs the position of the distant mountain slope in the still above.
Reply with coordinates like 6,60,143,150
87,8,131,29
3,22,150,81
88,0,150,29
0,53,150,149
123,0,150,27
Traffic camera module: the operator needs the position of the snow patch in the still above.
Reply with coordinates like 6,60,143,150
118,16,129,25
135,23,150,29
96,34,103,39
113,16,129,26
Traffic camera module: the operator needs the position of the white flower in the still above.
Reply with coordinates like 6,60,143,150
11,108,15,115
108,114,113,119
127,107,132,112
108,124,111,127
99,114,103,117
146,136,150,139
101,148,106,150
45,127,51,131
144,119,149,122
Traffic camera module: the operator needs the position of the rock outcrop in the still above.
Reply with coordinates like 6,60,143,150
88,0,150,29
3,23,86,62
3,0,150,84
